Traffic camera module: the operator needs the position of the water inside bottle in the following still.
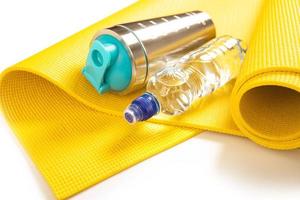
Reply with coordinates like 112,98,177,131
124,36,247,123
147,36,246,115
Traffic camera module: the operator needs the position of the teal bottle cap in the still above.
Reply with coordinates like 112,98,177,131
82,34,132,94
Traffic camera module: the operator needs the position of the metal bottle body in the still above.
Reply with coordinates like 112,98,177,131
93,11,215,94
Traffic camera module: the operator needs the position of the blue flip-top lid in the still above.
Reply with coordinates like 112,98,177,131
82,34,132,94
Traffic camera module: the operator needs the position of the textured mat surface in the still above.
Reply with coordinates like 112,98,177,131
0,0,299,199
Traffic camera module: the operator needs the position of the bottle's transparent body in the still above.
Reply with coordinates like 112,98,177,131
147,35,246,115
124,35,247,123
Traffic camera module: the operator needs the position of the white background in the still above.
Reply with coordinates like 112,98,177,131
1,0,300,199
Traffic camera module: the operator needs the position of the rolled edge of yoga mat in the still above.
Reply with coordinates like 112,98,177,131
231,0,300,149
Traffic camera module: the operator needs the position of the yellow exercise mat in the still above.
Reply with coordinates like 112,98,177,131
0,0,299,199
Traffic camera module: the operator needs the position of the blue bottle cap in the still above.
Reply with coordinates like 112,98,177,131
124,93,160,123
82,34,132,94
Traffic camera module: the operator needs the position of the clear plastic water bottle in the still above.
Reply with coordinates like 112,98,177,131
124,35,247,123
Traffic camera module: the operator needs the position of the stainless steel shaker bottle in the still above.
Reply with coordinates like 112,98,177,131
83,11,216,94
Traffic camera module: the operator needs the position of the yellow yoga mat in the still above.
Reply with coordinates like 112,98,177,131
0,0,299,199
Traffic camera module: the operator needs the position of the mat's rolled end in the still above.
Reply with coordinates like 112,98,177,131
232,77,300,150
230,0,300,149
